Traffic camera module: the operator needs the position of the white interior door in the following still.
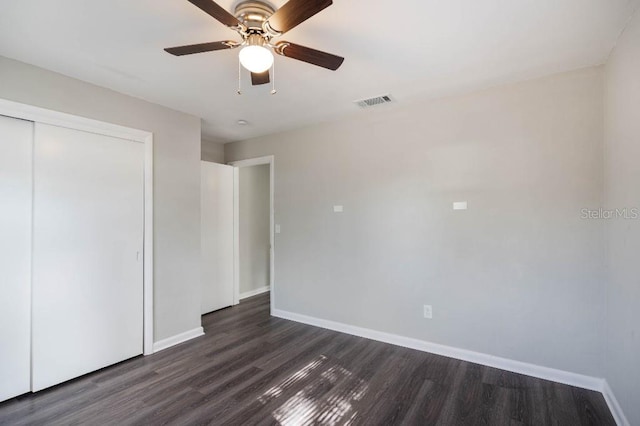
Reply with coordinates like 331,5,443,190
0,115,33,402
201,161,234,314
32,123,144,391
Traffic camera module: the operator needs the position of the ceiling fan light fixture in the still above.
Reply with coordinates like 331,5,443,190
239,45,274,73
239,34,273,73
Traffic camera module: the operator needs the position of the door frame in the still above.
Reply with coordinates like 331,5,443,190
0,98,155,355
228,156,275,313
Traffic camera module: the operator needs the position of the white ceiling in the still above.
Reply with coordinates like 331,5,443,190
1,0,638,143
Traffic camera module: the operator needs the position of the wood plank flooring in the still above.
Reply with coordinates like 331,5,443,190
0,292,615,425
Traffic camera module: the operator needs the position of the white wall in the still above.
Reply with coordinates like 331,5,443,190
226,67,606,377
239,164,271,296
0,56,202,342
604,9,640,426
201,139,225,163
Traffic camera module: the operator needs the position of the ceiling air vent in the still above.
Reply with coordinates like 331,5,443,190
355,94,394,109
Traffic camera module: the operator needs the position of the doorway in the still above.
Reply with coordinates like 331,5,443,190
230,156,275,313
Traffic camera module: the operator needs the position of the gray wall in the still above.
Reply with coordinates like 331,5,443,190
201,139,225,164
239,165,271,296
604,9,640,425
226,67,606,377
0,56,202,342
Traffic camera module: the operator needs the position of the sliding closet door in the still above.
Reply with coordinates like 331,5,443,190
32,123,144,391
0,116,33,402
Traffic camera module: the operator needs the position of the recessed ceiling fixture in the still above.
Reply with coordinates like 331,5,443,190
165,0,344,94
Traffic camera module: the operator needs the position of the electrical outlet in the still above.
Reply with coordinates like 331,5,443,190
423,305,433,319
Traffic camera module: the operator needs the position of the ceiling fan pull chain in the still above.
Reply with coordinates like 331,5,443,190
237,56,242,95
270,58,277,95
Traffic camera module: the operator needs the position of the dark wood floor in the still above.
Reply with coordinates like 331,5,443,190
0,292,614,425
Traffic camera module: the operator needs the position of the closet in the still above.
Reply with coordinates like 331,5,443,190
0,115,144,400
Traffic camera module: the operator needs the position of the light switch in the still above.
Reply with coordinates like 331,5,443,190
333,205,344,213
275,224,281,234
453,201,468,210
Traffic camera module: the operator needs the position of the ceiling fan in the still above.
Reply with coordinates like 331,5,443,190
165,0,344,88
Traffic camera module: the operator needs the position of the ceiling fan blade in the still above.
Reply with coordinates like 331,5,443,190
275,42,344,70
251,71,270,86
164,41,238,56
265,0,332,34
188,0,243,28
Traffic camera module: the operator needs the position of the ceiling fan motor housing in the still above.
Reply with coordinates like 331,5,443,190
234,1,276,32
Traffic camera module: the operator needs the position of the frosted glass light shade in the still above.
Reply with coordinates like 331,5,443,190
239,45,274,73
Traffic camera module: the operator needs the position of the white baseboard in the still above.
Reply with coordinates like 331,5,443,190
272,309,604,393
602,381,630,426
152,326,205,353
240,286,270,300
